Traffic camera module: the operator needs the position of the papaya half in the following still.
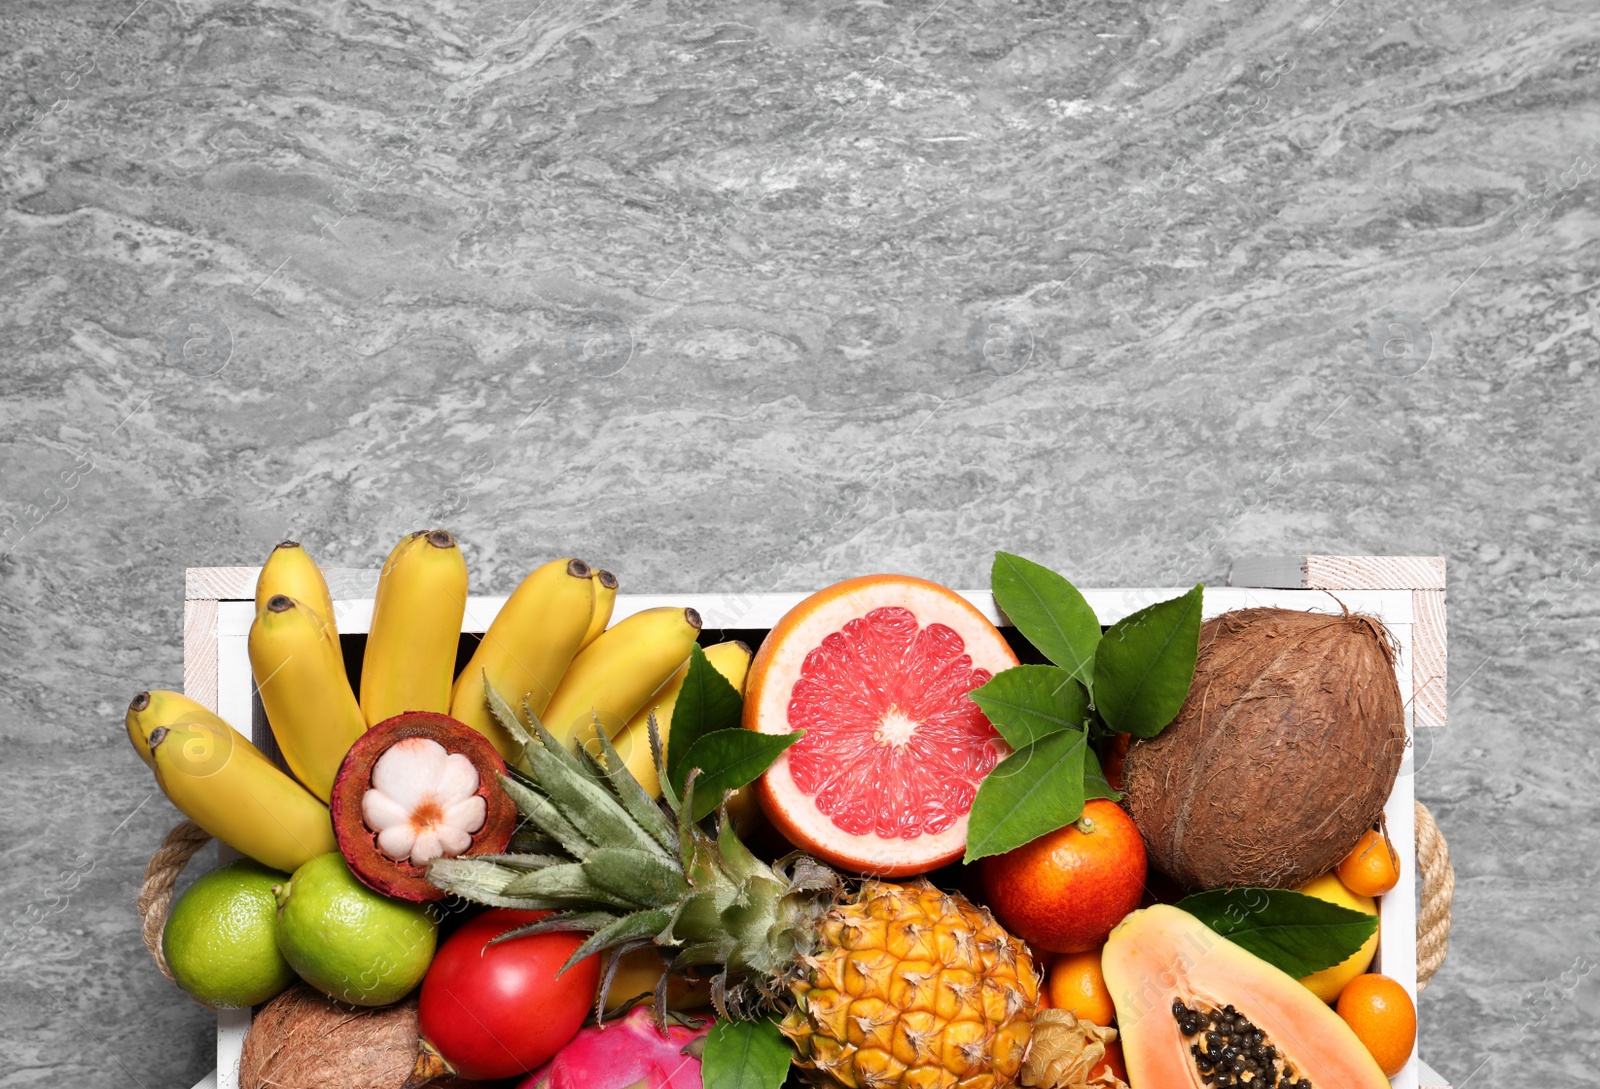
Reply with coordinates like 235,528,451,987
1103,905,1392,1088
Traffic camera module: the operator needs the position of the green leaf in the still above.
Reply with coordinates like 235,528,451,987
1175,889,1381,977
701,1017,792,1089
969,665,1091,749
677,730,803,822
1083,745,1121,802
991,552,1102,684
1093,584,1203,738
667,644,745,791
963,727,1090,863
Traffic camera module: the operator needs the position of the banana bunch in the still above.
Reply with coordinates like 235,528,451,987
362,529,468,725
539,605,703,752
130,529,709,875
448,557,596,761
126,690,335,872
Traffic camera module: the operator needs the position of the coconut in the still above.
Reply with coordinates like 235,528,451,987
1122,607,1406,890
239,985,439,1089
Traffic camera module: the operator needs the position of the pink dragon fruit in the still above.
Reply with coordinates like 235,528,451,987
518,1007,712,1089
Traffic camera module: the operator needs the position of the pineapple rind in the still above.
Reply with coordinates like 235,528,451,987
781,880,1038,1089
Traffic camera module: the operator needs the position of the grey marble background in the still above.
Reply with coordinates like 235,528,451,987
3,0,1598,1085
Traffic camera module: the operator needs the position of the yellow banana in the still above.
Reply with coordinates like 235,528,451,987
616,640,752,797
255,540,338,648
126,689,254,771
250,595,368,801
541,606,702,752
147,717,336,873
361,529,468,725
578,569,618,650
605,947,713,1013
448,557,596,761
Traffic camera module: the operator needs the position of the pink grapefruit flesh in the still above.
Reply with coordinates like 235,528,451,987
746,575,1017,876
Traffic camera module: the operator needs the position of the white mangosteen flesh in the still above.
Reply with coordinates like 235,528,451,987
361,736,487,865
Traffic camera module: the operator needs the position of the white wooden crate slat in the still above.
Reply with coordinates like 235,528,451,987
187,560,1447,1089
213,585,1416,638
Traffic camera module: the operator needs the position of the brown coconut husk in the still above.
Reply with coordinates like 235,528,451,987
1123,607,1406,890
239,986,443,1089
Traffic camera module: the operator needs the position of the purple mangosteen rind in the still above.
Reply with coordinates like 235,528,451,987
330,711,516,902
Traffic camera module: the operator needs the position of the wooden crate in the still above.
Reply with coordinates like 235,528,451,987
181,556,1449,1089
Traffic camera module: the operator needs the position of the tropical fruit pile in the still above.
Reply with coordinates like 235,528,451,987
129,538,1420,1089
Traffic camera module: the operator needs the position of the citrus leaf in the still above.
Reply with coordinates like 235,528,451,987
667,645,744,790
676,730,802,822
963,727,1089,863
1093,584,1203,738
970,665,1091,749
1083,744,1121,802
1175,889,1380,977
991,552,1101,684
702,1016,791,1089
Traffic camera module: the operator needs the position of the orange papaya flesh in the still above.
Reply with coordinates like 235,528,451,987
1103,905,1389,1089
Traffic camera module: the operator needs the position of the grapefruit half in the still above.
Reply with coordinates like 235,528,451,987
745,574,1017,876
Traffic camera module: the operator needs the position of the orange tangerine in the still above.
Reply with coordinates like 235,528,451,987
1337,829,1400,896
1336,973,1416,1076
1046,948,1116,1028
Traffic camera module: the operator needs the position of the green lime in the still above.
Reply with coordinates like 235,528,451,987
274,852,437,1007
162,858,295,1008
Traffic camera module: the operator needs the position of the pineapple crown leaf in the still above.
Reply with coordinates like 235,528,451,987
577,717,678,856
662,888,733,947
502,861,639,908
676,768,703,871
464,852,568,872
582,847,691,908
483,672,537,773
562,908,676,976
513,715,672,863
648,708,667,781
426,856,570,911
496,773,594,857
717,805,772,887
652,712,682,816
594,937,660,1022
491,910,617,942
673,938,739,972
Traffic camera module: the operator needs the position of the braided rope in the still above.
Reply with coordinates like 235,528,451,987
1414,801,1453,992
136,821,213,984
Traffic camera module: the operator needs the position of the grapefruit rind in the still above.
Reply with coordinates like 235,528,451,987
746,575,1018,876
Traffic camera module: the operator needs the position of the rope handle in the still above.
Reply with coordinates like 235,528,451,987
1414,800,1453,992
136,821,213,987
137,808,1454,992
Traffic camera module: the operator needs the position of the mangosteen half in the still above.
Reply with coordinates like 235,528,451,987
330,711,516,901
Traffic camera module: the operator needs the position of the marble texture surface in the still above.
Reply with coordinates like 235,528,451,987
2,0,1599,1085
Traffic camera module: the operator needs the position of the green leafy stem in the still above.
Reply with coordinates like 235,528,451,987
963,553,1204,863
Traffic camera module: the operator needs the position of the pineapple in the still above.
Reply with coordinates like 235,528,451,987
428,692,1042,1089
